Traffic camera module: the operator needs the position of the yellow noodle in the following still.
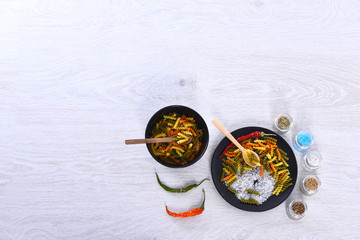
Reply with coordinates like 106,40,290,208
274,162,283,167
164,115,176,120
181,131,193,135
227,174,237,184
253,147,266,151
177,139,188,144
176,150,183,157
171,146,185,152
173,117,181,129
154,133,166,138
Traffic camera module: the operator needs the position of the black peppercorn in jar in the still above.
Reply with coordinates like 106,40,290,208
287,199,307,220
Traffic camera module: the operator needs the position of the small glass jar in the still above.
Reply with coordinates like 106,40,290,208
274,113,293,133
294,130,314,152
287,199,307,220
302,151,322,171
300,175,321,196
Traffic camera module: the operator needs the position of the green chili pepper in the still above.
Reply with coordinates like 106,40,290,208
155,173,209,193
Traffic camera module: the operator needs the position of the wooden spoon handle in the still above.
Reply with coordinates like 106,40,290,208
211,119,245,151
125,137,174,144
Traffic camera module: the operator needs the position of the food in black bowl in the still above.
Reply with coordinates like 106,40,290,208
145,105,209,168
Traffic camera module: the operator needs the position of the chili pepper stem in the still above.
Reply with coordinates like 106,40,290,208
261,133,276,137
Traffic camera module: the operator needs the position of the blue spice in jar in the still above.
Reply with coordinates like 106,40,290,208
298,133,312,146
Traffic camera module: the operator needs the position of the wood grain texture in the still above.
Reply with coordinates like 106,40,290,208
1,0,360,239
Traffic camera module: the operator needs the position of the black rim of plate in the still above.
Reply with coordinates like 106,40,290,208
211,126,298,212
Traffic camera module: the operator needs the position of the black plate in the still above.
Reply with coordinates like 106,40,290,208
211,126,298,212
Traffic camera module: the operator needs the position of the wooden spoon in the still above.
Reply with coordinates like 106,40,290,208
211,119,261,167
125,133,192,145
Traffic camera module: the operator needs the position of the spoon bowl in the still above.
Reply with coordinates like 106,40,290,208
242,149,261,167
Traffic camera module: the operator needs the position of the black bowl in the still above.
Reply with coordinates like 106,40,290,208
145,105,209,168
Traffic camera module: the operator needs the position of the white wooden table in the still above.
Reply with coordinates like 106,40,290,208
1,0,360,239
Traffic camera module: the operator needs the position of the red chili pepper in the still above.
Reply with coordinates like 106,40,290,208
218,131,276,158
165,190,205,218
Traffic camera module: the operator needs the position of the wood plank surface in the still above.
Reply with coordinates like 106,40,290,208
1,0,360,239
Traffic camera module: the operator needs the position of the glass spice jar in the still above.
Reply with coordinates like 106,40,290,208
302,151,322,171
294,130,314,152
274,113,293,133
300,175,321,196
287,199,307,220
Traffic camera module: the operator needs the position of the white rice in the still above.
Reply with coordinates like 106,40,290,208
228,167,275,204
